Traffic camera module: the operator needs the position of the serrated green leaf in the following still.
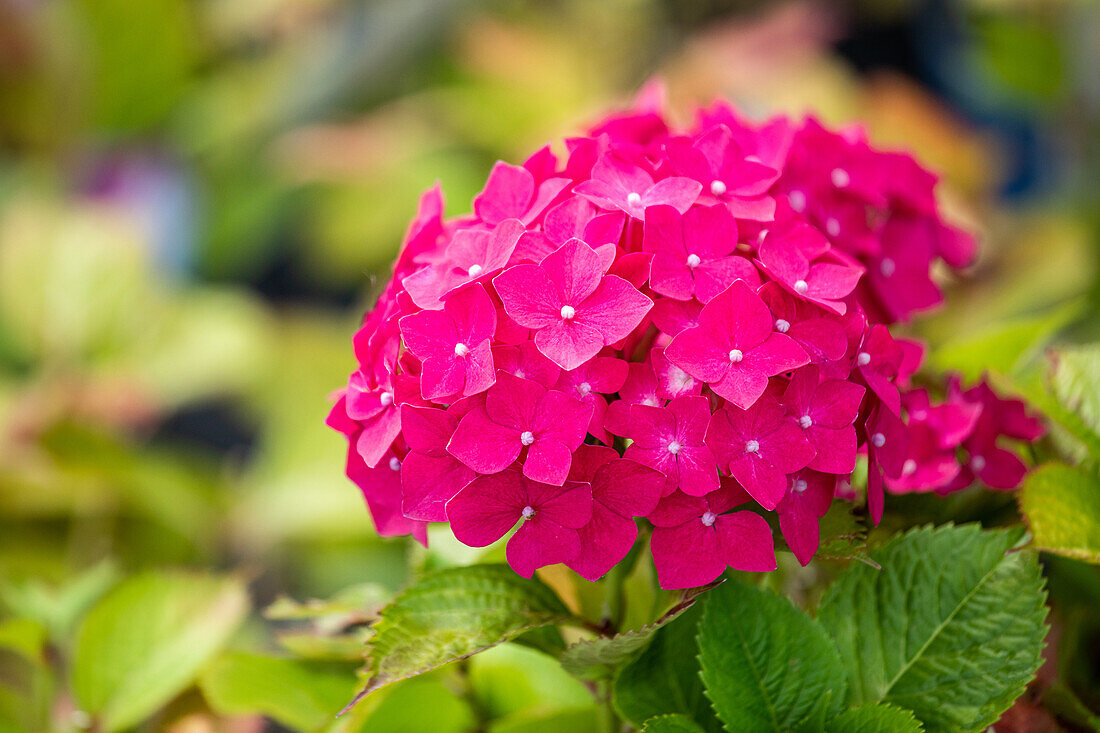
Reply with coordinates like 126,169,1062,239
199,652,354,730
560,593,697,680
71,571,248,732
818,524,1048,732
824,704,923,732
1020,463,1100,563
641,714,708,732
697,581,846,733
351,565,570,705
1051,343,1100,442
613,602,723,733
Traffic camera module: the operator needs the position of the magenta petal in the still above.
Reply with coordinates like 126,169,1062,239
533,480,593,529
807,425,857,474
569,504,639,581
447,472,524,547
448,407,521,474
474,162,535,225
651,522,726,589
355,408,401,468
420,355,466,400
976,447,1028,489
710,366,769,411
542,238,608,304
777,495,820,566
400,405,457,455
728,454,787,510
744,333,810,377
524,438,574,486
675,447,720,497
576,276,653,345
645,177,702,213
493,265,561,329
717,511,777,572
402,452,475,522
507,519,580,578
665,325,730,383
535,320,606,371
592,459,664,518
694,257,760,304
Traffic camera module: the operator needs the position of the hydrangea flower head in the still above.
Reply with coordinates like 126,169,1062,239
328,90,1044,588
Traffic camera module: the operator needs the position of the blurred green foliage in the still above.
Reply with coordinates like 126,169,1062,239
1,0,1099,730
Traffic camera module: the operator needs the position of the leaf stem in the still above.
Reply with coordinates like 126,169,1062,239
596,679,621,733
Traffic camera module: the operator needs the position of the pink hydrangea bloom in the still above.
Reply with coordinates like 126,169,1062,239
328,92,1044,588
706,393,816,510
649,483,777,589
575,152,701,220
643,204,759,303
665,280,809,409
447,468,592,578
494,238,653,370
399,284,497,401
624,395,719,497
448,372,591,486
566,446,664,581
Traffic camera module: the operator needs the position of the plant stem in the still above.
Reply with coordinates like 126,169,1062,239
596,679,620,733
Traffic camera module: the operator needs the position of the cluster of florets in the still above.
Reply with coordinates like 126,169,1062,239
327,93,1044,589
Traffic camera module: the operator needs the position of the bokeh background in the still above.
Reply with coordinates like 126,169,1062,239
1,1,1098,731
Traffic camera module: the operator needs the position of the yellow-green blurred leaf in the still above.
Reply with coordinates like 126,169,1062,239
71,571,248,731
1020,463,1100,564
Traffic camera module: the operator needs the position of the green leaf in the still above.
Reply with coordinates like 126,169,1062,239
824,704,923,732
818,524,1048,732
613,602,723,733
560,591,698,680
929,304,1076,383
352,564,571,703
1020,463,1100,563
71,571,248,732
199,652,355,730
0,619,46,661
353,673,476,733
1052,345,1100,443
641,714,708,732
815,501,869,559
1043,681,1100,731
697,581,846,732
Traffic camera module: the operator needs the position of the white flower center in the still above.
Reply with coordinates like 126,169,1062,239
794,279,809,294
799,415,813,429
793,479,808,493
788,190,807,212
902,459,917,476
560,305,576,320
626,192,643,207
454,342,470,357
774,318,790,333
686,253,702,268
831,168,850,188
709,179,727,196
642,396,660,407
728,349,744,363
744,439,760,454
970,455,986,471
521,505,535,519
520,430,535,446
379,391,394,407
667,440,682,455
514,369,526,379
880,258,896,277
826,218,841,237
578,381,592,395
700,511,717,527
871,432,886,448
467,264,483,278
388,456,402,471
857,352,871,366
